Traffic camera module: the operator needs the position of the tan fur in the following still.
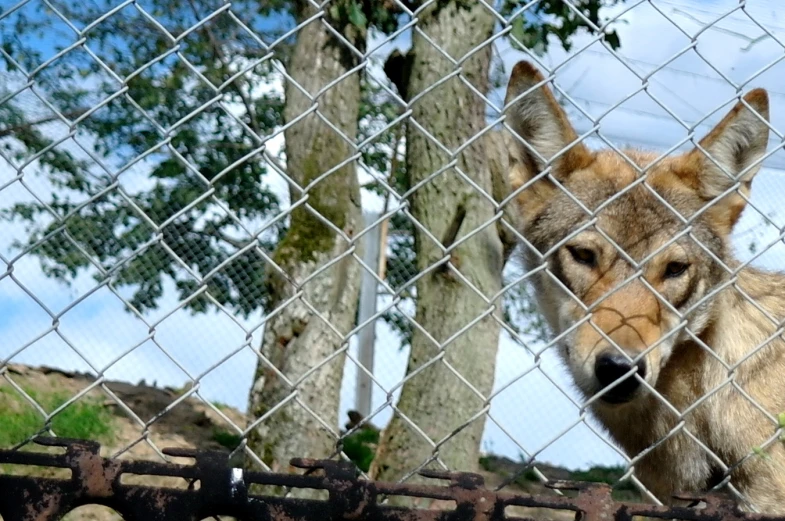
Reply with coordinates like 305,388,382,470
504,60,785,512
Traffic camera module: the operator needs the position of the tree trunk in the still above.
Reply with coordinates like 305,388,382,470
370,0,503,492
247,5,363,482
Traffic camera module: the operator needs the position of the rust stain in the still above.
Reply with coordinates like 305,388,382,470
73,450,120,497
1,437,785,520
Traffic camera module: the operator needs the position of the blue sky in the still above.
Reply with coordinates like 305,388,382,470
1,0,785,474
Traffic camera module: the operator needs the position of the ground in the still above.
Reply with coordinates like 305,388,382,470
0,363,639,520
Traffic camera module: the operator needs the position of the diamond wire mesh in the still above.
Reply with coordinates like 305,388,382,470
0,0,784,513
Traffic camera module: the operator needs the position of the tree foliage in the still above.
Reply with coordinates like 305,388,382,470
0,1,293,316
504,0,624,55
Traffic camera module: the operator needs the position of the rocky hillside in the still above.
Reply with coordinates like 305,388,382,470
0,363,639,520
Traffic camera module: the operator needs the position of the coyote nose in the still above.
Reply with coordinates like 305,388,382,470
594,353,646,404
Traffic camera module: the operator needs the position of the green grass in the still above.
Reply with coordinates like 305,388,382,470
570,465,626,484
212,429,244,451
519,468,539,482
211,400,231,411
0,386,114,447
342,426,380,472
478,456,639,500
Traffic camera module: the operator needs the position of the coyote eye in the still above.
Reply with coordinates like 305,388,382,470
664,261,689,278
566,246,597,267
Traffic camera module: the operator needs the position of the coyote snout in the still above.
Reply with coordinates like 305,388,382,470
579,292,660,404
564,261,685,404
593,351,646,404
504,60,785,513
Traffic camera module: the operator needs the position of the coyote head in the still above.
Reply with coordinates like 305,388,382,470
504,61,770,406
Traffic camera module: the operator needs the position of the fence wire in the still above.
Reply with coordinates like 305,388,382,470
1,0,785,517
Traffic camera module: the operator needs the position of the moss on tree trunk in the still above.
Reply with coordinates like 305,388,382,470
247,4,363,487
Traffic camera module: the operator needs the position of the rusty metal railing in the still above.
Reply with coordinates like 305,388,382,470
1,437,783,521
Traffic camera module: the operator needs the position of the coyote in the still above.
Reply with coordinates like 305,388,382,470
503,60,785,512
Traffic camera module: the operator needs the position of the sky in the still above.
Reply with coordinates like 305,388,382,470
1,0,785,475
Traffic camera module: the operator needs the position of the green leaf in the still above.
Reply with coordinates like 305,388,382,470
348,1,367,30
753,446,771,460
604,30,621,50
329,4,341,20
510,16,527,47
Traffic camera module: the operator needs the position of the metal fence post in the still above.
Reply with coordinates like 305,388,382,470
355,212,381,418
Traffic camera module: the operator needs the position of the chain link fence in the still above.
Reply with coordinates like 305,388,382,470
1,0,785,516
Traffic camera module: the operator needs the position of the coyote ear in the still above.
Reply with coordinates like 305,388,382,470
503,61,592,224
685,89,770,231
